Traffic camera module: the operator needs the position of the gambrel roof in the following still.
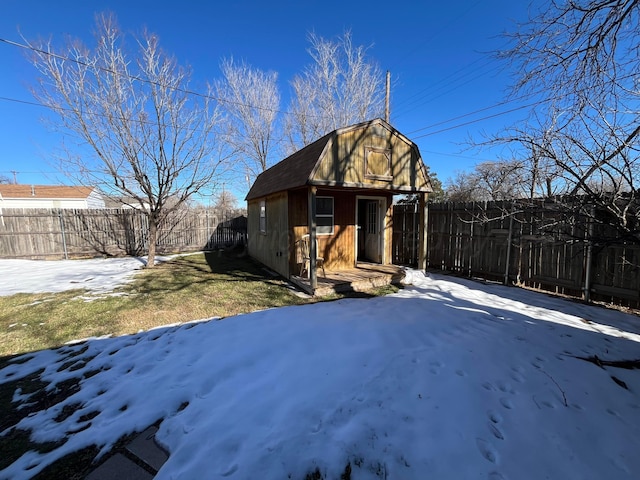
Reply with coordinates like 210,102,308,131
246,118,432,200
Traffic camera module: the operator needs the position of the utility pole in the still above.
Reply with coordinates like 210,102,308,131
385,70,391,123
10,170,17,184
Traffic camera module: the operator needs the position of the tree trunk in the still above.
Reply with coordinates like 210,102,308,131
147,215,158,268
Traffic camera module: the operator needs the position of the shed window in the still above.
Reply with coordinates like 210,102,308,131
259,199,266,233
316,196,334,235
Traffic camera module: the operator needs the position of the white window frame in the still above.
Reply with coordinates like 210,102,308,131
316,196,334,235
259,199,266,234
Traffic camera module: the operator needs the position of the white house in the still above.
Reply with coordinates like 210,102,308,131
0,184,105,209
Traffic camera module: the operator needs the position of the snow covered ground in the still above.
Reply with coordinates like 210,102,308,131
0,254,185,297
1,258,640,479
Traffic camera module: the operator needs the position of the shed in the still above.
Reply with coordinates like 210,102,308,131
245,118,432,294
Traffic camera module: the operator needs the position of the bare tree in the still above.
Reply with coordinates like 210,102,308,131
26,14,229,266
213,188,239,220
445,171,481,202
495,111,640,243
445,160,527,201
502,0,638,115
216,58,280,186
493,0,640,244
0,175,11,184
475,161,526,200
285,32,385,153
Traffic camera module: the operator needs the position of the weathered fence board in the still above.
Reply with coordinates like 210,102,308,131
0,208,247,260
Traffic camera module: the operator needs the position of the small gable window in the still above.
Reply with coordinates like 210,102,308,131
316,196,334,235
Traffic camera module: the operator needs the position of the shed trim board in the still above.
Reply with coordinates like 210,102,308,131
308,180,426,192
245,118,431,294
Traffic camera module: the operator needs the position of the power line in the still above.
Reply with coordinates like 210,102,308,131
0,89,536,153
1,35,547,148
0,96,49,109
420,150,498,163
0,37,322,120
394,56,496,113
394,66,499,120
0,94,296,152
406,97,536,135
411,101,540,139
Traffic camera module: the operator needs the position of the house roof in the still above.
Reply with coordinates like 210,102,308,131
245,118,430,201
0,184,97,199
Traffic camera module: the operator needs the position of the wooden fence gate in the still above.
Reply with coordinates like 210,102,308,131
392,203,420,267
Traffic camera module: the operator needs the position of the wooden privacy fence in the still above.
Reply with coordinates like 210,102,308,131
0,208,247,260
424,200,640,308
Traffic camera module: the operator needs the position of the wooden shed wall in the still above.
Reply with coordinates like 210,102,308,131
311,124,429,191
288,188,393,274
247,192,289,277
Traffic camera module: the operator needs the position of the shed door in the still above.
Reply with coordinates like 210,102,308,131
357,198,383,263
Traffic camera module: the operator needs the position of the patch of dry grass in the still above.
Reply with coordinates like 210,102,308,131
0,249,307,356
0,249,398,357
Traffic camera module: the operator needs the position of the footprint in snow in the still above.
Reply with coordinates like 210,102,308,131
510,367,525,383
220,464,238,477
540,399,556,409
497,381,515,394
482,382,496,392
488,422,504,440
499,397,513,410
487,411,504,440
476,438,499,464
487,410,503,425
612,456,630,474
429,360,443,375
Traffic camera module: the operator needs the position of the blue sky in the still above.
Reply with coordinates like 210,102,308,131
0,0,533,201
